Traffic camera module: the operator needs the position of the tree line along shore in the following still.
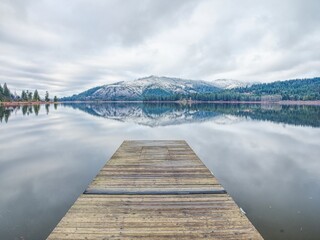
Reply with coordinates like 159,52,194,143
2,77,320,106
0,83,58,104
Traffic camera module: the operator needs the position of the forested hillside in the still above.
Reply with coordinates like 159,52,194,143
235,77,320,100
186,78,320,101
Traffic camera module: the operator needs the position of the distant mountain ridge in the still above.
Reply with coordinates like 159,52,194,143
62,76,251,101
63,76,222,101
61,76,320,101
209,79,254,89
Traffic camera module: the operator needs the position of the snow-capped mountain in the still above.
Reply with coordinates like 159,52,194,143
64,76,221,101
210,79,253,89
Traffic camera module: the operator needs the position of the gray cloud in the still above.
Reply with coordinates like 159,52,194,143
0,0,319,97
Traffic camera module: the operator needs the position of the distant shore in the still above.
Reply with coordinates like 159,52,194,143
276,100,320,106
0,101,56,107
1,100,320,107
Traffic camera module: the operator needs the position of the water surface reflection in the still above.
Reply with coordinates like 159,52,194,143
0,103,319,240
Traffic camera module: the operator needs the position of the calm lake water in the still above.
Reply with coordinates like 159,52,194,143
0,103,320,240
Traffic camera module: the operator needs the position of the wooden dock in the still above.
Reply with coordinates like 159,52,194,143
48,140,263,239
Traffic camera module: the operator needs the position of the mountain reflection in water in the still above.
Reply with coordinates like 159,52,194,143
1,102,320,240
1,103,319,127
62,102,320,128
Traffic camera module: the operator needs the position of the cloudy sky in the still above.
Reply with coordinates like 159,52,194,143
0,0,319,96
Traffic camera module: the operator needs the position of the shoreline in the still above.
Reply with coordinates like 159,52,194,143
1,100,320,107
0,101,56,107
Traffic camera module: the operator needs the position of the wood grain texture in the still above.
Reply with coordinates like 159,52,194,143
47,140,263,239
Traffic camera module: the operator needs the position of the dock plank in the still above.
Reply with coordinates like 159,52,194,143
47,140,263,239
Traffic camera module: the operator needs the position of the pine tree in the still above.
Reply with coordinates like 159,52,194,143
28,91,33,101
0,84,4,101
45,91,49,102
3,83,11,100
33,90,40,101
21,90,28,101
53,96,58,102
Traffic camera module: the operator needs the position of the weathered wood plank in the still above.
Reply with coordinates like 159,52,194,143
47,140,263,240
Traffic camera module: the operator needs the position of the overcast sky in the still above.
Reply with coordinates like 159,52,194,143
1,0,319,96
